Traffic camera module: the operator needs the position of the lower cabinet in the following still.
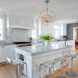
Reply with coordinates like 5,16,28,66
66,40,74,45
0,45,16,63
66,40,74,49
34,57,45,78
9,45,16,60
33,52,63,78
0,46,9,63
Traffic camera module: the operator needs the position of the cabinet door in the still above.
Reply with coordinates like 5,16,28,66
56,41,64,45
9,45,16,60
60,41,65,45
9,15,19,25
45,54,56,74
67,40,73,45
27,18,34,27
34,57,45,78
54,53,63,71
0,46,9,63
18,16,27,26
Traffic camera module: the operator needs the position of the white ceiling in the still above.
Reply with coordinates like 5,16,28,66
0,0,78,22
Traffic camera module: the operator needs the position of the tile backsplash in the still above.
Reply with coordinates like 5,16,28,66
5,28,31,42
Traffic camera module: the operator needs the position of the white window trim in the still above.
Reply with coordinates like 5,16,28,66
0,15,6,41
54,25,60,39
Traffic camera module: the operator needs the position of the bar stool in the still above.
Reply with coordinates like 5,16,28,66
65,53,78,77
54,57,67,78
39,56,66,78
7,57,28,78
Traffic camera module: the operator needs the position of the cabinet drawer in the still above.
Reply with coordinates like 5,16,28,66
0,46,8,51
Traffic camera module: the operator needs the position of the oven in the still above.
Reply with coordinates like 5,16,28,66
13,42,32,60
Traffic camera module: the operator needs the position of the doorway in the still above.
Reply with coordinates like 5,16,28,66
73,28,78,50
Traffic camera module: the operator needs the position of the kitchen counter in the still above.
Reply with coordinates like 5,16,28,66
0,43,15,46
15,44,72,78
31,39,72,44
15,44,72,56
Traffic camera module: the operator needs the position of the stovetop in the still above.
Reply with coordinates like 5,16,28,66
13,42,31,44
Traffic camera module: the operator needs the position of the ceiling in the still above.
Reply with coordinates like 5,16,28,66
0,0,78,22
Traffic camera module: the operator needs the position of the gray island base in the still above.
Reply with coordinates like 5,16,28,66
15,44,72,78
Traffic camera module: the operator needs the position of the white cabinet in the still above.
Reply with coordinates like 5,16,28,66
0,45,16,63
18,17,27,26
66,40,74,49
9,45,16,60
0,46,9,63
66,40,73,45
7,14,34,29
9,15,19,25
56,41,65,45
50,41,65,45
34,56,45,78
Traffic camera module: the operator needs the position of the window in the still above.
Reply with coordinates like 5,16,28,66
0,16,5,40
0,19,2,39
31,17,40,39
54,25,60,38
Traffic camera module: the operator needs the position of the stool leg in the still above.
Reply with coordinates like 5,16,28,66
56,62,65,78
16,65,19,78
39,65,41,78
49,68,52,78
19,64,22,75
24,63,28,77
66,58,77,77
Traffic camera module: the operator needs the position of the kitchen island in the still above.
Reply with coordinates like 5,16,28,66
15,44,72,78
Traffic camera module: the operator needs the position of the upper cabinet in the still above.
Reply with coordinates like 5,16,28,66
7,14,34,29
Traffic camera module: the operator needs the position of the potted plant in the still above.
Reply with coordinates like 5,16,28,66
40,34,54,46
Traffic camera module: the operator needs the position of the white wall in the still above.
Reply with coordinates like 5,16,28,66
62,23,67,35
40,22,67,37
41,23,54,36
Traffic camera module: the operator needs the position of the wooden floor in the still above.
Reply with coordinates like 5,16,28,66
75,46,78,50
0,51,78,78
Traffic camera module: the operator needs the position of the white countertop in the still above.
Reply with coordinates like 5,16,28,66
0,43,15,46
31,40,72,44
15,44,72,56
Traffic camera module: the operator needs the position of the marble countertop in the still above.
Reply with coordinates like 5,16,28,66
31,39,72,44
15,44,72,56
0,43,15,46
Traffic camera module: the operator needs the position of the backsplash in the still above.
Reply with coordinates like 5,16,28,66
5,28,31,42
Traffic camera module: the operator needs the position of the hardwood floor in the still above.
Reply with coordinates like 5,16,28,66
0,64,26,78
75,46,78,50
0,51,78,78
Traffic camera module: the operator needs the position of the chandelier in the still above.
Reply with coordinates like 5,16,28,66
40,0,55,24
